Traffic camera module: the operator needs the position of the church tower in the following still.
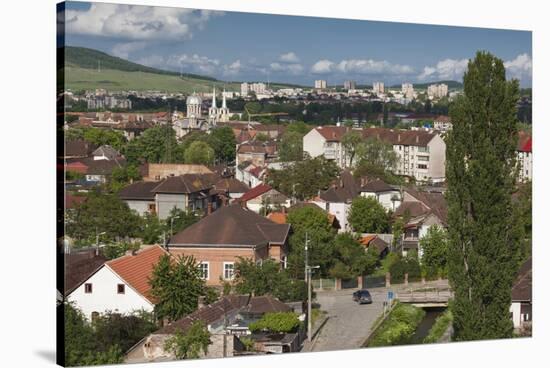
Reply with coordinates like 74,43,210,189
208,87,219,125
219,89,230,123
186,92,202,128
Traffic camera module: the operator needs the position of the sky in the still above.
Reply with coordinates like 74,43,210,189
60,1,533,87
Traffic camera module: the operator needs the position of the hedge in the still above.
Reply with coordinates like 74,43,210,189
368,302,425,347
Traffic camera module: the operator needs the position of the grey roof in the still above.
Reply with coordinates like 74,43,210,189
92,145,121,160
151,174,216,194
118,181,159,200
512,257,532,302
361,179,395,193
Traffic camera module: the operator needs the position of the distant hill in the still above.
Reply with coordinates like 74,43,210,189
389,80,463,90
63,46,218,81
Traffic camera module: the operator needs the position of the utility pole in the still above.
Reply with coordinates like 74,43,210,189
305,232,312,341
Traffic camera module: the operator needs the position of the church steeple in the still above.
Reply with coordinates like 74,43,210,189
211,87,217,108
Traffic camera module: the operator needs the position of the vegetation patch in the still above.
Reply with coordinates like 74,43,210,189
423,310,453,343
368,302,425,347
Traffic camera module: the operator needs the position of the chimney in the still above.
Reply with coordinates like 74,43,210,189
126,248,138,256
416,135,419,144
207,201,213,215
398,134,401,142
198,296,206,310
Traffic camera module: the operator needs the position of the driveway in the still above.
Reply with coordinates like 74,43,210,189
308,287,386,352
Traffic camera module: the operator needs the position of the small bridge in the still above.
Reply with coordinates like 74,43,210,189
396,289,453,307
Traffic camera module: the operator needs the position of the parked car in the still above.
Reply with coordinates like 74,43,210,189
352,289,373,304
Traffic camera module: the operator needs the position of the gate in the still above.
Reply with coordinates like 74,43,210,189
341,278,359,289
362,275,386,289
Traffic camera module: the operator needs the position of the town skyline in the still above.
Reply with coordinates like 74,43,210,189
62,1,532,86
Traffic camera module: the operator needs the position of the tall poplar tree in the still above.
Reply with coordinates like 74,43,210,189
446,51,522,340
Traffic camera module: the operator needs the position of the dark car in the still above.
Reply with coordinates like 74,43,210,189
352,289,373,304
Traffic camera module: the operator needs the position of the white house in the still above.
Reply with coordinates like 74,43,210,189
510,257,532,331
517,132,532,182
359,179,402,211
67,245,168,320
303,126,446,183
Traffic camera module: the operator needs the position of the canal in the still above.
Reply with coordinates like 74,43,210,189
411,306,447,344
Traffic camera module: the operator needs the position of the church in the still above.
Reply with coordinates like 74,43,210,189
172,88,231,139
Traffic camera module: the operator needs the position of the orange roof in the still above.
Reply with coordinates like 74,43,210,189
359,235,377,246
267,212,288,224
106,245,168,304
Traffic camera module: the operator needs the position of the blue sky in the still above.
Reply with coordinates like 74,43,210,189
61,1,532,86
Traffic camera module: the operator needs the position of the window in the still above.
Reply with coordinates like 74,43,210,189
224,262,235,280
91,311,99,322
417,164,428,169
417,155,429,162
198,262,209,280
418,146,429,153
117,284,125,294
84,283,92,293
148,203,156,214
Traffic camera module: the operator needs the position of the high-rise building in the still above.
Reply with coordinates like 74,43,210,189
402,83,414,99
344,80,356,90
315,80,327,89
427,83,448,99
240,82,249,96
242,82,266,95
373,82,385,95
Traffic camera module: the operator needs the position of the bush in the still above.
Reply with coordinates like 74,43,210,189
369,303,425,347
423,310,453,343
248,312,300,334
389,254,421,283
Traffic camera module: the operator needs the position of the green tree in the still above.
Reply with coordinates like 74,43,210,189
110,164,141,193
286,121,311,135
149,254,206,322
249,312,300,334
82,127,127,150
123,125,182,165
140,213,165,244
329,233,379,279
348,196,390,233
341,130,363,167
184,141,215,165
419,225,448,277
66,191,142,245
279,131,304,162
267,156,339,200
164,322,211,360
165,207,200,237
355,137,399,173
446,51,522,341
286,206,336,278
207,126,237,163
65,302,98,366
93,311,157,353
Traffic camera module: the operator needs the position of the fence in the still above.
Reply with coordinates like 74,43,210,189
312,278,336,291
362,275,386,289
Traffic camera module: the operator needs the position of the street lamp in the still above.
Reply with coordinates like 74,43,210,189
170,215,180,238
95,230,106,256
304,232,320,342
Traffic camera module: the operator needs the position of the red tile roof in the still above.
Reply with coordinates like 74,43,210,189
65,194,87,209
106,245,168,304
239,183,272,202
267,212,288,224
65,161,88,174
517,131,532,152
314,126,351,141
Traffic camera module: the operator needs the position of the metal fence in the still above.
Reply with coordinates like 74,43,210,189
363,275,386,289
312,278,336,290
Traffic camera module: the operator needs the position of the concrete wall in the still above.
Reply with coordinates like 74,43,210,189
428,135,446,182
125,199,154,217
361,190,401,211
68,266,154,320
156,193,187,220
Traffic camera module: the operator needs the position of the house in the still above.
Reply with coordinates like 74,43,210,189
517,131,532,182
393,188,447,257
510,257,532,331
311,170,361,232
239,183,290,213
359,235,390,258
64,140,96,159
210,177,250,203
117,181,159,216
125,295,294,363
236,141,276,168
359,178,402,211
433,115,452,132
168,204,290,286
303,126,446,183
63,246,107,298
91,145,122,161
67,245,168,320
236,162,266,188
141,163,213,182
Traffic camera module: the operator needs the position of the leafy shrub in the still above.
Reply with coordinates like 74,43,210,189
368,303,425,347
248,312,300,334
423,310,453,343
390,254,421,283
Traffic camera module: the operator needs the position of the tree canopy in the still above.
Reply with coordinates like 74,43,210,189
184,141,215,165
348,196,390,233
206,126,236,163
446,51,522,340
163,322,211,360
329,232,379,279
419,225,448,278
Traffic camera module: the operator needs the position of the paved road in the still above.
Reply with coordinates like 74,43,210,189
309,288,386,352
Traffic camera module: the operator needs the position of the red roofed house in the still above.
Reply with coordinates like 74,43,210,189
517,131,532,182
67,245,168,320
239,183,290,213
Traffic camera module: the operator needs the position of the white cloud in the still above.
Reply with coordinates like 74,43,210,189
166,54,220,75
111,41,147,59
336,59,414,75
418,54,532,84
223,60,242,76
65,3,223,40
134,55,165,69
279,52,300,63
504,53,532,81
418,58,469,81
311,59,334,74
270,62,304,75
